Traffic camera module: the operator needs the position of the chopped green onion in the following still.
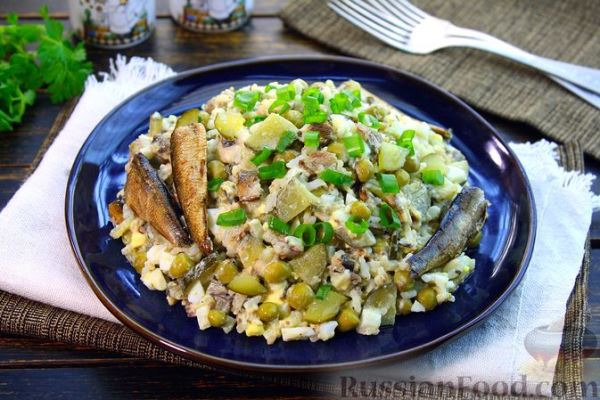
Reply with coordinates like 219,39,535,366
320,169,354,186
276,84,296,101
378,173,400,194
400,129,415,141
314,221,334,244
422,169,445,185
329,92,350,114
294,224,316,246
245,115,266,127
345,216,369,235
343,134,365,157
304,111,328,124
234,90,260,113
207,178,225,192
269,99,290,114
251,147,273,166
358,112,381,129
302,87,324,104
329,90,361,114
303,95,320,111
268,215,291,235
216,208,247,227
258,161,287,180
264,84,274,92
304,131,320,147
397,129,415,155
302,92,328,124
343,89,362,108
276,130,297,152
379,203,401,229
315,284,333,300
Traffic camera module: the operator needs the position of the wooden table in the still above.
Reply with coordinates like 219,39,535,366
0,1,598,398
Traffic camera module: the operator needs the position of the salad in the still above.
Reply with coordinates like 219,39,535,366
108,79,487,344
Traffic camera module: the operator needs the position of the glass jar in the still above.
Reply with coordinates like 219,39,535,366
69,0,156,49
169,0,253,33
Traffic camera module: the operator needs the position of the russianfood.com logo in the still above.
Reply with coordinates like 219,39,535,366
339,375,599,398
339,322,598,398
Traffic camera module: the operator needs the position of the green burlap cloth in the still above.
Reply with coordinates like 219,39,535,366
280,0,600,159
0,141,589,398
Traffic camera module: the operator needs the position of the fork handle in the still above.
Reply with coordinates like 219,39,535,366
449,27,600,96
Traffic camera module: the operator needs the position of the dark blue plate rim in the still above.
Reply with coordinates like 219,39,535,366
65,54,536,372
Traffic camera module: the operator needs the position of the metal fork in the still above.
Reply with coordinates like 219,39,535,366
329,0,600,109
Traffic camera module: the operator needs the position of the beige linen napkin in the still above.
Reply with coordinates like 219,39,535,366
0,56,174,322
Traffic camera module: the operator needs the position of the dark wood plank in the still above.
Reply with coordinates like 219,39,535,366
2,0,283,18
0,335,152,367
0,366,330,400
0,93,64,168
0,167,29,209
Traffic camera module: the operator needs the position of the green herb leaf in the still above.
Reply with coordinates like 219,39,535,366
0,7,91,131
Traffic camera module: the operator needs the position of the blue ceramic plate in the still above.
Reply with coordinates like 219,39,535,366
66,55,535,371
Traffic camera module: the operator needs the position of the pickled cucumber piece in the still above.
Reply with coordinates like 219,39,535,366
303,290,347,324
365,283,397,325
378,142,409,172
227,273,267,296
215,111,245,140
175,108,200,128
274,178,319,223
246,114,297,151
289,244,327,288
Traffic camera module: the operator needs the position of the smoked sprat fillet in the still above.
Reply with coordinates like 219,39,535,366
408,187,488,277
170,122,213,254
124,153,191,247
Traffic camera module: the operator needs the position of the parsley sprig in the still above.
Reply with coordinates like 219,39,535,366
0,7,92,131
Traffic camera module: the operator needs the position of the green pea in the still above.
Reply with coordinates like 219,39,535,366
417,286,438,311
258,302,280,322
